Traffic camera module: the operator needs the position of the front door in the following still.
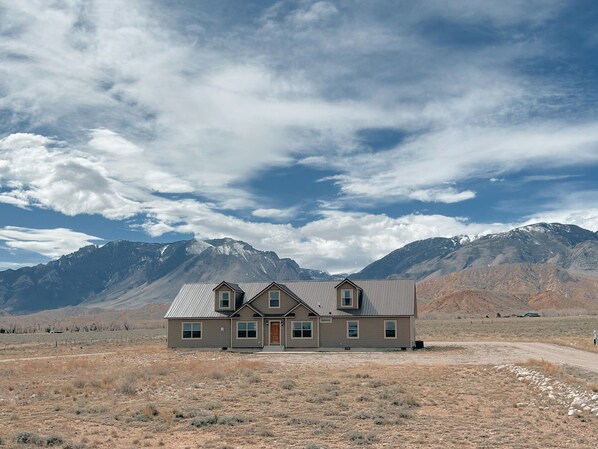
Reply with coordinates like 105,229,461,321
270,321,280,345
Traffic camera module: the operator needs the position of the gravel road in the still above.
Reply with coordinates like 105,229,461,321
252,341,598,374
2,341,597,374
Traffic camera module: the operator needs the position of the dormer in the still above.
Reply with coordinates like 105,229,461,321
335,278,362,310
213,281,244,312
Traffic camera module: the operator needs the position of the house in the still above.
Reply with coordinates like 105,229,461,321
164,278,417,351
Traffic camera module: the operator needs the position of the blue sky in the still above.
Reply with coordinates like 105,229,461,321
2,0,598,273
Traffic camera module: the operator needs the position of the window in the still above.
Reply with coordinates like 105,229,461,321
269,290,280,308
347,320,359,339
341,289,353,307
291,321,312,339
219,291,230,308
384,320,397,338
237,321,257,339
182,322,201,339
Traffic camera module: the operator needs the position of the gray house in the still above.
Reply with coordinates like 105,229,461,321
164,278,417,351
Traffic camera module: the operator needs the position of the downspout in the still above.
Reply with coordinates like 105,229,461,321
317,316,321,350
230,317,233,349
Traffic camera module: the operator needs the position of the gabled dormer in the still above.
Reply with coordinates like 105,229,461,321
213,281,244,312
335,278,362,310
247,281,303,315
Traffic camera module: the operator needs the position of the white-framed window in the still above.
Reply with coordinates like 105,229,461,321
182,322,202,339
269,290,280,308
237,321,257,339
219,291,230,308
341,289,353,307
347,320,359,339
384,320,397,339
291,321,313,339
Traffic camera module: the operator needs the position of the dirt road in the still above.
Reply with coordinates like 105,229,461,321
2,341,597,374
252,341,598,373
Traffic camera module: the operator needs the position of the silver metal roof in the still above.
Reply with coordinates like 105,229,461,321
164,279,415,319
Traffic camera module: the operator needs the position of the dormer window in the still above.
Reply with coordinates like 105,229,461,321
269,290,280,308
341,289,353,307
219,291,230,308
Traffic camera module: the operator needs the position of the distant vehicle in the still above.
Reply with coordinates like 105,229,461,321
518,312,541,318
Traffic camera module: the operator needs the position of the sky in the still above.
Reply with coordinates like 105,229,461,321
1,0,598,274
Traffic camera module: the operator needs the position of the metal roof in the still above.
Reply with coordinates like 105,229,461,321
164,279,416,319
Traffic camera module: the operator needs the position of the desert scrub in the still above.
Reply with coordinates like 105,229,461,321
280,379,296,390
16,432,42,445
45,435,64,446
131,404,159,422
118,381,136,395
392,395,420,407
209,370,225,379
191,415,253,428
345,430,377,444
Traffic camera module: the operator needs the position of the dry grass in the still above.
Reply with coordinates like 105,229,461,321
419,315,598,352
1,339,598,448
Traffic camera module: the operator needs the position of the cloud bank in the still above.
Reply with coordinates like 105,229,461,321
1,0,598,272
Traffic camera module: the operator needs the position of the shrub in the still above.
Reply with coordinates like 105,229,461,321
206,402,222,410
345,430,377,444
281,380,296,390
217,415,252,426
45,435,64,446
118,382,136,395
16,432,42,445
253,427,274,437
191,415,218,427
368,380,385,388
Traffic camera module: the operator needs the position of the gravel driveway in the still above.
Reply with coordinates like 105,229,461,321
251,341,598,374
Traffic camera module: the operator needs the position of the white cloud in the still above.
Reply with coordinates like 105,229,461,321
0,226,102,259
325,122,598,204
251,208,298,219
1,0,598,274
0,133,142,219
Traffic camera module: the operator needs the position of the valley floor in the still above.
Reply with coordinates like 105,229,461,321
1,321,598,448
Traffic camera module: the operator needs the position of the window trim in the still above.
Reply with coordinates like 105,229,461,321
384,320,397,339
347,320,359,339
341,289,353,307
219,290,231,309
236,321,258,339
291,321,313,339
182,322,202,340
268,290,281,309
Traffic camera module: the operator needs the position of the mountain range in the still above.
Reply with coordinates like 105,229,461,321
0,238,330,314
1,222,598,316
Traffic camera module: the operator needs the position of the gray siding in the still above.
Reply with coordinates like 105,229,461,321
251,287,298,315
285,305,318,349
319,317,412,349
167,319,230,349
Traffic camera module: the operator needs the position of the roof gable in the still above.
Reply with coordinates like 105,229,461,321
334,278,362,291
212,281,244,293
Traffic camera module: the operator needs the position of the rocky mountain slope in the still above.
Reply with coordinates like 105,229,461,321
356,223,598,316
356,223,598,281
417,263,598,316
0,238,331,313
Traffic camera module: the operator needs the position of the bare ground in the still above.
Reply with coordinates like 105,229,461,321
2,317,598,448
1,340,598,448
